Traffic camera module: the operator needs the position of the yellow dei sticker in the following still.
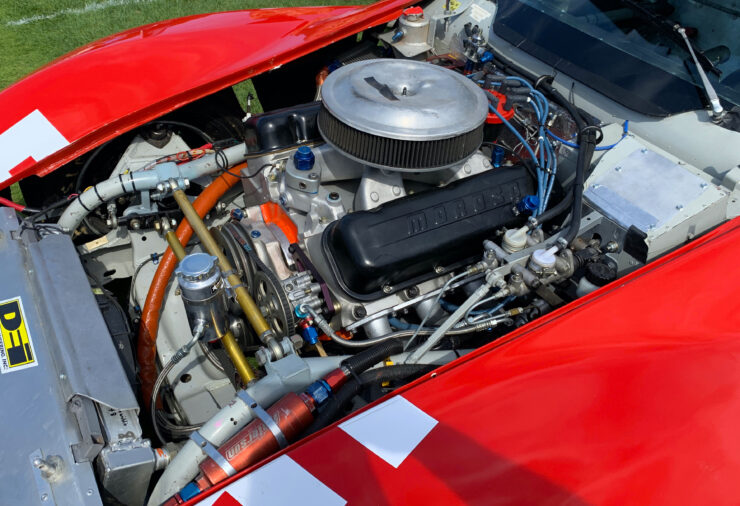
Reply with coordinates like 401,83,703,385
0,297,37,373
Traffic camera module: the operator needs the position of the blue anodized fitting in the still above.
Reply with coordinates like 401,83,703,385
294,145,315,171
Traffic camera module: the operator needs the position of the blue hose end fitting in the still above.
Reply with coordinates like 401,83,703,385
179,482,202,501
517,195,540,214
480,51,493,63
492,145,506,168
294,146,315,171
305,380,332,406
230,208,245,221
300,325,319,346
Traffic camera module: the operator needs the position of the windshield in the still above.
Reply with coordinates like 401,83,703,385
493,0,740,116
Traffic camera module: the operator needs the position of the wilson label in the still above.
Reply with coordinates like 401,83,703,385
0,297,37,373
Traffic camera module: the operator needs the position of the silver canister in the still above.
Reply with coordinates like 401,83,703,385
175,253,229,341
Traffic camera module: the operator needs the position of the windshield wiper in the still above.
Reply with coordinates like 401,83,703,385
674,25,724,119
615,0,720,76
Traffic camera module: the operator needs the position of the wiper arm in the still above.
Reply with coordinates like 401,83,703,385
615,0,720,76
674,25,724,119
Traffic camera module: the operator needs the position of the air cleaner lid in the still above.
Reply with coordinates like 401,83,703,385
320,59,488,141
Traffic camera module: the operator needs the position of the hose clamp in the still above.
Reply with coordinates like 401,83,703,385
236,390,288,448
223,275,246,297
189,431,236,477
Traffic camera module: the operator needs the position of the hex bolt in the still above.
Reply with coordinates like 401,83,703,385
352,305,367,319
605,241,619,253
434,266,445,274
405,286,420,298
250,230,261,238
382,285,393,294
327,192,340,202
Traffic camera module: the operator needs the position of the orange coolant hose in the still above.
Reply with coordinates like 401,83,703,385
137,168,243,406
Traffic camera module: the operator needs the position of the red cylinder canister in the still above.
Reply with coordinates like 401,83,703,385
196,392,314,489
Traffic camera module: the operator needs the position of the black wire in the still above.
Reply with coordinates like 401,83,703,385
145,120,215,145
222,163,273,180
28,196,76,223
14,204,41,214
214,146,229,171
75,142,108,194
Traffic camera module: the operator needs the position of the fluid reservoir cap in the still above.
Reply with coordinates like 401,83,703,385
584,262,617,287
175,253,219,282
294,146,315,171
530,246,559,270
502,226,528,253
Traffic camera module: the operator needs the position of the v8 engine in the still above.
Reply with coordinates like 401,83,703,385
4,1,738,504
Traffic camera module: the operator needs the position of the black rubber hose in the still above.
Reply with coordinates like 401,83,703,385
561,128,597,245
358,364,436,385
534,186,573,225
303,364,435,436
303,379,361,437
339,338,404,376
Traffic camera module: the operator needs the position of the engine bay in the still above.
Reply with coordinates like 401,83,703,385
4,1,739,504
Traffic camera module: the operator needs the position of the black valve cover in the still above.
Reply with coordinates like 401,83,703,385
322,166,534,300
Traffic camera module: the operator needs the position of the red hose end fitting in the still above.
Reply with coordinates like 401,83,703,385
323,368,348,392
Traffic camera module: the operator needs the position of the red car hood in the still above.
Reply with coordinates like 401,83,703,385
0,1,411,190
193,217,740,506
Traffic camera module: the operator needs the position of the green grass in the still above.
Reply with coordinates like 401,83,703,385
0,0,364,90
